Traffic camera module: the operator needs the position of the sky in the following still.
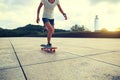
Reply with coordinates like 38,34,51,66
0,0,120,31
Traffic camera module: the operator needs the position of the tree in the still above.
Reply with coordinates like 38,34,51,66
71,24,85,32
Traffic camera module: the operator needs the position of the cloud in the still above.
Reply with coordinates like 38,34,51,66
0,0,39,29
0,0,120,31
0,0,34,12
2,0,30,6
89,0,120,4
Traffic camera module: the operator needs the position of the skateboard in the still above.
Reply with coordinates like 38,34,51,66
40,45,57,53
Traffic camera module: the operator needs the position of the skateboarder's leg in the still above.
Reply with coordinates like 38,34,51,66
44,22,54,45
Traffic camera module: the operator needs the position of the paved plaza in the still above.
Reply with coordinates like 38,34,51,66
0,37,120,80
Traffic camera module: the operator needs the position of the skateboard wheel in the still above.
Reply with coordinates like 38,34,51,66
53,49,55,52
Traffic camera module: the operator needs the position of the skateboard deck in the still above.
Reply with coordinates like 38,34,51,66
40,45,57,53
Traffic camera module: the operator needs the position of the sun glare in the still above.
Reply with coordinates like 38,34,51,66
107,28,116,31
106,27,117,31
100,27,120,32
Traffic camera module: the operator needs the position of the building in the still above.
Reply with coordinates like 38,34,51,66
94,15,99,32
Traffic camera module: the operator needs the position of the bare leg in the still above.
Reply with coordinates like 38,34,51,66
44,22,54,44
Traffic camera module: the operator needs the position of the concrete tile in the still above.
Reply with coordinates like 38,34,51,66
10,38,78,66
60,47,108,56
52,38,120,56
24,57,120,80
0,41,11,49
0,68,25,80
0,53,19,69
1,38,120,80
10,38,45,52
89,51,120,66
0,48,14,55
53,38,120,51
16,50,78,66
0,39,19,69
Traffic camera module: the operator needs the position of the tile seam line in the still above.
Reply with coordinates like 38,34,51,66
0,66,20,71
81,51,120,57
22,56,80,67
87,57,120,68
64,50,120,58
9,40,28,80
64,51,120,68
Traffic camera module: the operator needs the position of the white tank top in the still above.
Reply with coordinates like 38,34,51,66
41,0,60,19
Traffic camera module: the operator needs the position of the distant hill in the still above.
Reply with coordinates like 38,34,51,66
0,24,120,38
12,24,44,37
0,24,68,37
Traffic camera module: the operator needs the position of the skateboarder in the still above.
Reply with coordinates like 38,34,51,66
36,0,67,47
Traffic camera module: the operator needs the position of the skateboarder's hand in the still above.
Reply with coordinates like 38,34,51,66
63,13,67,20
64,15,67,20
36,17,40,24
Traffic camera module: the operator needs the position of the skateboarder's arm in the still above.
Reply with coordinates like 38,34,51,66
36,2,43,24
57,4,67,20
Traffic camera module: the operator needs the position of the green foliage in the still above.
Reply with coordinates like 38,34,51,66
71,24,85,32
0,24,120,38
12,24,44,36
0,24,68,37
